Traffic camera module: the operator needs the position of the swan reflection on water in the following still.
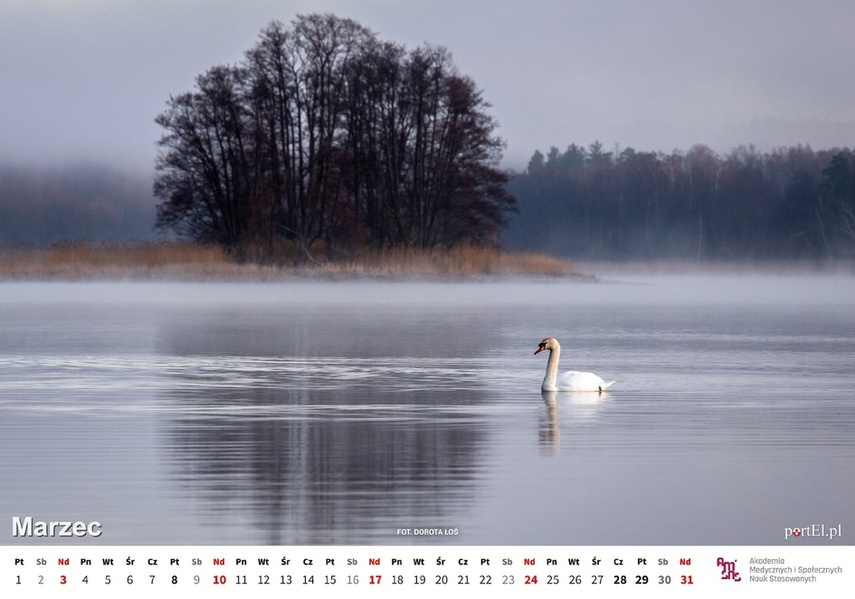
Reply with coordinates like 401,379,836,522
538,390,608,452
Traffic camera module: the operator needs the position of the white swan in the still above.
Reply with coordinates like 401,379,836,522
534,337,615,393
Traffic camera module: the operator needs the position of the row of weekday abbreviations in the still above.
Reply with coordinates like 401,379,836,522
13,555,686,568
12,556,687,570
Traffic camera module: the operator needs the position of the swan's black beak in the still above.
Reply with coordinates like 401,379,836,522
534,344,546,355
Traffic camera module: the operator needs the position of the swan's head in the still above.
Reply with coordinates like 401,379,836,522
534,337,560,355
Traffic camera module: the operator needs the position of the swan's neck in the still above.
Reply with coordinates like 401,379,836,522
542,346,560,391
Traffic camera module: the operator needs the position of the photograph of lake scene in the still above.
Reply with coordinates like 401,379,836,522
2,1,854,549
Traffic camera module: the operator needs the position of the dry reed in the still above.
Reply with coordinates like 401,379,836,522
0,241,586,280
330,245,581,278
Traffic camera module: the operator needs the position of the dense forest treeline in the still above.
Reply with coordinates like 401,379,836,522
154,14,514,263
0,164,157,246
504,142,855,260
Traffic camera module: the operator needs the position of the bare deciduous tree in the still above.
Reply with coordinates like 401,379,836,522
154,13,516,262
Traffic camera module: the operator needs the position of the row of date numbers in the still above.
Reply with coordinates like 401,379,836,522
16,573,694,586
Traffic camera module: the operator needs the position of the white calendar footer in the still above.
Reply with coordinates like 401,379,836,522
5,545,851,597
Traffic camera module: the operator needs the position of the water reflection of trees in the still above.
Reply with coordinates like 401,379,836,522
162,383,487,545
158,308,499,544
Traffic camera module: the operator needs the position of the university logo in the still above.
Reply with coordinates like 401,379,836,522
716,557,742,582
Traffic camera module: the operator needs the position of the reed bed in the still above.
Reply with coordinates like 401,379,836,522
330,245,581,277
0,241,585,280
0,242,262,280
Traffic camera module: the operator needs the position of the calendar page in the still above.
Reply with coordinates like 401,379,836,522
2,276,853,597
4,0,855,596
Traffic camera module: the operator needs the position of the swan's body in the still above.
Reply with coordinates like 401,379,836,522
535,337,614,393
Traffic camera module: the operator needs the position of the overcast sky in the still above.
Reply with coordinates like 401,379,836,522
2,0,854,172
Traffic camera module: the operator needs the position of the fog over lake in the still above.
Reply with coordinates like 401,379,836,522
1,273,853,545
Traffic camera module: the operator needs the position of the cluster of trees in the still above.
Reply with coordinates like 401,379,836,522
0,165,157,246
154,14,514,262
504,142,855,260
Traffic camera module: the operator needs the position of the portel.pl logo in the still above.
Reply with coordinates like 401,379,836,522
784,524,842,540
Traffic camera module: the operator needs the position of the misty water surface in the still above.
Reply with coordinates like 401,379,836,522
0,274,853,545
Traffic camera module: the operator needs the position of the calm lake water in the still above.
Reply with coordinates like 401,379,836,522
1,273,853,546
